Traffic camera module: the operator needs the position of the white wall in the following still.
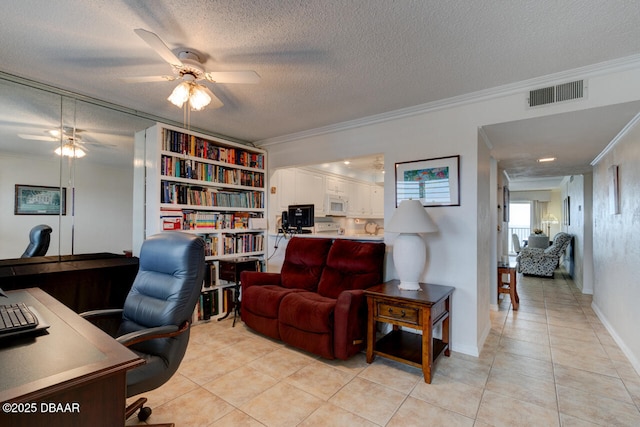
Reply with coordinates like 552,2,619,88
262,64,640,357
592,118,640,373
0,154,133,258
559,174,593,292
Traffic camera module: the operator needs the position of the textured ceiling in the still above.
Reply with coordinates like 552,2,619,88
3,0,640,142
1,1,640,181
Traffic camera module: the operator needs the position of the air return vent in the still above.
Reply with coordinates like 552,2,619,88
528,79,585,107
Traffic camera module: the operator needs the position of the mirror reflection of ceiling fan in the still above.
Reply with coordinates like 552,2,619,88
18,127,114,158
127,29,261,111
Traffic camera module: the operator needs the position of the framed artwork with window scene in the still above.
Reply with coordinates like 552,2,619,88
395,155,460,207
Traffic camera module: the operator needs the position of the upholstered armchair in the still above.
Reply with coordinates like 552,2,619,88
516,232,572,277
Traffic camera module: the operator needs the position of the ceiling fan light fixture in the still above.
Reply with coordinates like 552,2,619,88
168,81,192,108
168,80,212,111
189,84,211,111
55,143,86,158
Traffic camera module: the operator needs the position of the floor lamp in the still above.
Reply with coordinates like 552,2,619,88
386,200,438,291
542,213,559,236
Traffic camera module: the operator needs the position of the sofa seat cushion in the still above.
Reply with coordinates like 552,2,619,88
279,292,336,333
280,237,333,291
243,285,303,318
317,239,386,299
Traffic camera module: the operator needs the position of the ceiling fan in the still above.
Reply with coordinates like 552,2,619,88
129,28,261,110
18,127,113,158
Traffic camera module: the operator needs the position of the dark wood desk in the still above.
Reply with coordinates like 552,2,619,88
0,253,138,313
0,288,143,427
365,280,454,383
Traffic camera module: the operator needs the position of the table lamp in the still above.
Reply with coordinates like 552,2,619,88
541,213,559,236
386,200,438,290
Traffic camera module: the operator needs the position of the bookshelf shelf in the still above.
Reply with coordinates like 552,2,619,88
134,123,267,320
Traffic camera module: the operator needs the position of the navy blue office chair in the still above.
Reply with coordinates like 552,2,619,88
81,232,205,425
21,224,52,257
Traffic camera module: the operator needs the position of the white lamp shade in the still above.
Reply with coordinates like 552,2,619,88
167,82,191,108
387,200,438,291
386,200,438,233
188,84,212,111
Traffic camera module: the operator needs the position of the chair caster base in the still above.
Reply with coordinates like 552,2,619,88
138,406,152,421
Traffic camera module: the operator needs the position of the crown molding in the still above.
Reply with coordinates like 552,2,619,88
257,54,640,147
591,111,640,165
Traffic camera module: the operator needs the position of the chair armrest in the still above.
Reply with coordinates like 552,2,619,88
79,308,124,320
241,271,282,290
117,321,189,347
517,247,544,258
333,289,367,360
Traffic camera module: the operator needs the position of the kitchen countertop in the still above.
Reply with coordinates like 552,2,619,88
269,232,384,241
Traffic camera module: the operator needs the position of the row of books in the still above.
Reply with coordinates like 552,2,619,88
222,233,265,255
161,181,264,208
161,155,264,188
163,129,264,169
194,289,219,321
181,211,253,230
203,235,218,257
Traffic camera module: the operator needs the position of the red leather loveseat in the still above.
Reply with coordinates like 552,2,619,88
241,237,385,360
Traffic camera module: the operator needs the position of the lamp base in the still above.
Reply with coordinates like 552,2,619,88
397,281,422,291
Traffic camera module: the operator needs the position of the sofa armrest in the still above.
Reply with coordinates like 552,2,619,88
333,289,367,360
241,271,282,291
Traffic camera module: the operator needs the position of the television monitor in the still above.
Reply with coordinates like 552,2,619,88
287,204,314,233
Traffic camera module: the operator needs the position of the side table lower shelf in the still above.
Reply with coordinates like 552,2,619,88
374,330,448,369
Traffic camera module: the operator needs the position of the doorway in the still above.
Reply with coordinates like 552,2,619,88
509,202,531,254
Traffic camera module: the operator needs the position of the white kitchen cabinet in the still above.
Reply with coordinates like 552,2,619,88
370,184,384,217
275,168,296,212
325,175,348,195
294,169,325,215
347,181,371,216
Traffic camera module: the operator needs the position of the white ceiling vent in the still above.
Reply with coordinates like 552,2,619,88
527,80,585,108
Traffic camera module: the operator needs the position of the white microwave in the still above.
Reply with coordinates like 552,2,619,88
326,194,348,216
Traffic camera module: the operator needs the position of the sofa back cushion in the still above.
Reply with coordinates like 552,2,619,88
281,237,333,290
317,239,386,299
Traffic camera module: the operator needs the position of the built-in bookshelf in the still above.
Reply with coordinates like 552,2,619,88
133,123,267,320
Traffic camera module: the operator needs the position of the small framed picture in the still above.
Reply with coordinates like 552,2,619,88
395,155,460,207
609,165,620,215
15,184,66,215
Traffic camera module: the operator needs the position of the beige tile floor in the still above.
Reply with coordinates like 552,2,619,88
127,270,640,426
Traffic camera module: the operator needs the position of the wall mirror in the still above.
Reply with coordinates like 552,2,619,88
0,74,154,260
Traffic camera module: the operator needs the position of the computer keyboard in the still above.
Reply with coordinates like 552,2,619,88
0,303,39,334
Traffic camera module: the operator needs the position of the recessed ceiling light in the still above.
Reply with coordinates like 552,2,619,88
537,157,556,163
344,160,350,165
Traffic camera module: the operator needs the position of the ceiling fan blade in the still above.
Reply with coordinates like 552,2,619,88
18,134,53,141
201,86,224,109
121,75,176,83
204,71,261,84
134,28,183,68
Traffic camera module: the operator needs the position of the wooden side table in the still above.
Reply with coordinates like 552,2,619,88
497,261,519,310
217,257,260,326
365,280,454,383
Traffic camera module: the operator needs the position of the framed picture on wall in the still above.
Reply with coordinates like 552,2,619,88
503,186,510,222
563,196,570,226
609,165,620,214
395,155,460,207
15,184,66,215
